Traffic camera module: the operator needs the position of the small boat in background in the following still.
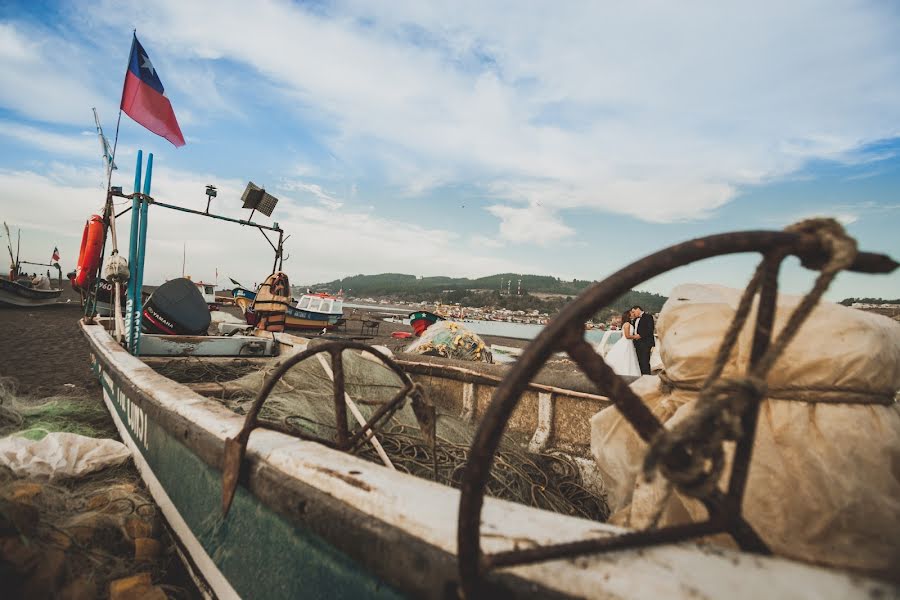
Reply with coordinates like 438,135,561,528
408,310,444,335
233,282,345,331
1,222,63,307
192,280,219,311
289,291,344,330
0,275,63,307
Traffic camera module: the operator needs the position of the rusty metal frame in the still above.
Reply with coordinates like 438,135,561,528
457,229,897,597
222,340,421,515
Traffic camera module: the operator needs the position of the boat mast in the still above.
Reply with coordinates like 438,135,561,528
3,222,15,272
93,107,117,182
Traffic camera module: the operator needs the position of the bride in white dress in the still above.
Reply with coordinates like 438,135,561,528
603,310,642,377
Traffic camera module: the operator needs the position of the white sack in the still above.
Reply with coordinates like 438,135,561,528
0,432,131,480
591,284,900,578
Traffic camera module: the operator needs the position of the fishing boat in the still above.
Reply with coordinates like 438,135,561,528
409,310,444,336
78,153,900,599
0,222,64,307
193,280,220,310
233,286,344,331
0,275,63,307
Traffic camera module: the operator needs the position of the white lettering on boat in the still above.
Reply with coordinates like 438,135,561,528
95,361,149,452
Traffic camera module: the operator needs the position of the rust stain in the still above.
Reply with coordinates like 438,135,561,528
311,465,372,492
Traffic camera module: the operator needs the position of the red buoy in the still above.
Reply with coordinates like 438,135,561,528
74,215,104,290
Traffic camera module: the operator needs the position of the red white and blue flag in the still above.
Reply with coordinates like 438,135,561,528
120,35,185,147
51,246,60,262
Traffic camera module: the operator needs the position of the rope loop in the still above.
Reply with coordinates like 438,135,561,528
643,376,767,499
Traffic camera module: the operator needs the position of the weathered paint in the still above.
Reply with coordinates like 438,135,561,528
92,356,403,600
139,334,275,357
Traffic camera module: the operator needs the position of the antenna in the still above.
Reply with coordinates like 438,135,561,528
241,182,279,221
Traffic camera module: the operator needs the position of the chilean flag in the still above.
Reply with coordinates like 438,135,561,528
51,246,60,262
120,35,185,147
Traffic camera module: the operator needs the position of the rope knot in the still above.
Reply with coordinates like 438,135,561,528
786,218,857,273
643,376,767,499
657,371,677,395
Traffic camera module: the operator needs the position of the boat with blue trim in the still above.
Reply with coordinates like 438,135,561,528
233,285,344,331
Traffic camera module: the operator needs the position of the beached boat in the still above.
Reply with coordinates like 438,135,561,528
0,275,63,307
78,277,127,316
193,280,219,310
80,153,899,599
1,222,63,307
234,286,344,331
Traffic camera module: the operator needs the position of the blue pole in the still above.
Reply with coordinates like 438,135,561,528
133,153,153,356
126,150,143,350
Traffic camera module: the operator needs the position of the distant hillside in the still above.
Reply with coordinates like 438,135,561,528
308,272,667,316
314,272,597,295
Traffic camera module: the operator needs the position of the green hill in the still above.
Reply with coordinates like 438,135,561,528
308,272,667,316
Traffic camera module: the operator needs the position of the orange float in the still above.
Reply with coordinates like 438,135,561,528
74,215,104,290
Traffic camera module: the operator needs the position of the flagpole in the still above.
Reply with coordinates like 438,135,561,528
106,31,136,193
105,31,136,341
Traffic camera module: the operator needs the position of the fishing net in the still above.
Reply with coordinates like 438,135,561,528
155,350,609,522
0,378,191,598
0,378,115,440
406,321,493,363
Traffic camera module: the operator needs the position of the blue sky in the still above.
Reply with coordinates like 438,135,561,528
0,0,898,299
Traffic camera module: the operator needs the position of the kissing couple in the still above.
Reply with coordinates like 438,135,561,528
604,305,655,377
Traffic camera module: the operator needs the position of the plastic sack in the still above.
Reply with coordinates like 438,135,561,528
405,320,492,362
590,284,900,578
0,432,131,480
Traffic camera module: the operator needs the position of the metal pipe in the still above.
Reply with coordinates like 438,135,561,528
126,150,143,349
133,153,153,356
150,201,282,233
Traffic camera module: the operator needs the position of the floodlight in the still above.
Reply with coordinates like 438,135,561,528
241,182,279,217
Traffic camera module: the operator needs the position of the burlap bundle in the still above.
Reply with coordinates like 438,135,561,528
590,284,900,578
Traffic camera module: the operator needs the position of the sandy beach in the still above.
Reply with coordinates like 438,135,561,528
0,294,198,598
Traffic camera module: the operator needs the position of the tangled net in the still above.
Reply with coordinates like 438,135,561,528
0,378,190,598
154,351,609,522
0,378,115,440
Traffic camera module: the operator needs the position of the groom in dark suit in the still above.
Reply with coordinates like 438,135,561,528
630,305,655,375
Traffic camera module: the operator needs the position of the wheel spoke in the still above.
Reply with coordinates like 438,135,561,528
565,335,663,443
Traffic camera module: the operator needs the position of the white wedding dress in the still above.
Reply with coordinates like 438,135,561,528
604,324,642,377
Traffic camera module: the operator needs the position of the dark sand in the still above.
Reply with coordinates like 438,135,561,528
0,297,96,396
0,293,199,598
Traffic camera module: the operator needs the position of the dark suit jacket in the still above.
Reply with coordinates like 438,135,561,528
634,312,655,348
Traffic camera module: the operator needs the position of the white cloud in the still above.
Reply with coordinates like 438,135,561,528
278,179,344,210
18,2,900,244
0,121,100,160
0,22,106,124
0,165,523,286
487,203,573,245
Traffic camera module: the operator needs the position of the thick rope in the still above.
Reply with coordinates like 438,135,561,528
643,218,859,500
657,372,895,405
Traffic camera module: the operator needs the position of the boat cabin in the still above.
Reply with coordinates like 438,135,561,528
193,281,218,309
296,292,343,315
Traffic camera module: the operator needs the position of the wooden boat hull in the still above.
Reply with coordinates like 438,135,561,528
0,278,62,307
284,306,341,331
85,324,402,599
80,321,893,600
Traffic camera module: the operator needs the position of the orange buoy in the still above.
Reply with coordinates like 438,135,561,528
74,215,104,290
